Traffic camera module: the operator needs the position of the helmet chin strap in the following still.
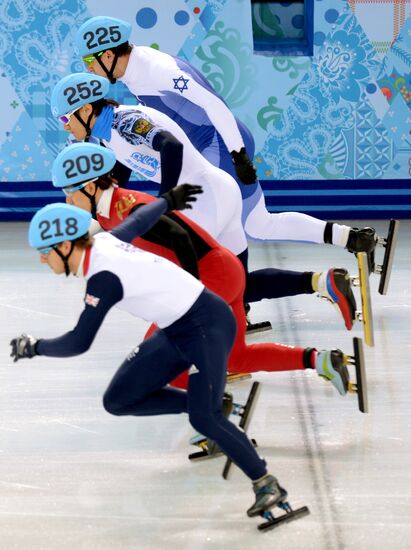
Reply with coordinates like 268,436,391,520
80,187,97,218
54,242,74,277
74,110,95,140
95,52,119,84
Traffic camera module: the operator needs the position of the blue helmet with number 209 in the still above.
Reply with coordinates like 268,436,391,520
52,143,116,188
76,16,132,56
50,73,110,118
28,203,92,250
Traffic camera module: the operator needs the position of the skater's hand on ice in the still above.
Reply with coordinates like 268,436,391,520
10,334,38,363
231,148,257,185
162,184,203,211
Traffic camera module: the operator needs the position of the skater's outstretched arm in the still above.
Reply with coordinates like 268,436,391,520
11,271,124,360
111,185,202,244
152,131,183,195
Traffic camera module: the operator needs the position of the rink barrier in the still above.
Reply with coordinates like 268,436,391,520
0,179,410,221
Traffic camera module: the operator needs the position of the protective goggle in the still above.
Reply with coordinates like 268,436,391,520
37,246,54,255
61,178,98,196
82,51,104,68
58,109,79,125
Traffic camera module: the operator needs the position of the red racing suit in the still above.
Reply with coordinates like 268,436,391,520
97,187,306,389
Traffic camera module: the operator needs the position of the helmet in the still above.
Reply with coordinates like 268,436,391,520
52,143,116,188
76,16,132,56
29,203,92,250
51,73,109,118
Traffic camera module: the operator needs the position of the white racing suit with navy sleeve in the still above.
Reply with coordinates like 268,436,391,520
118,46,351,247
92,105,323,304
35,200,267,481
95,103,247,256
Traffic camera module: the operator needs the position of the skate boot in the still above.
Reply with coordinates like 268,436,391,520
315,349,350,396
346,227,377,272
247,474,287,517
206,392,234,456
317,268,356,330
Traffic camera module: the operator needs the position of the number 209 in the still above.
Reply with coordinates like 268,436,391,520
63,153,104,179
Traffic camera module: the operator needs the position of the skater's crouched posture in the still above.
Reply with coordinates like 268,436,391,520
52,142,351,396
10,197,285,518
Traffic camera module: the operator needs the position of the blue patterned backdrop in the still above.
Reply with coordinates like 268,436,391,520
0,0,410,219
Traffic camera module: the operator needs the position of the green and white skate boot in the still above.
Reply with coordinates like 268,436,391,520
315,349,350,396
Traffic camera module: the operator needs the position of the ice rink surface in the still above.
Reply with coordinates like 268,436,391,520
0,220,410,550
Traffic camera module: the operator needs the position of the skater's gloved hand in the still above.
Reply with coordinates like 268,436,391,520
10,334,38,363
161,184,203,211
230,148,257,185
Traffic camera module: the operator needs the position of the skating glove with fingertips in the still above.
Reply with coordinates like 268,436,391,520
10,334,38,363
230,147,257,184
161,184,203,211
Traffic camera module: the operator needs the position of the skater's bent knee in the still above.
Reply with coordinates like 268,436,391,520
102,392,126,416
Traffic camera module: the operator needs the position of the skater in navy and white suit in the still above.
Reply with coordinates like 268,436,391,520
10,189,285,519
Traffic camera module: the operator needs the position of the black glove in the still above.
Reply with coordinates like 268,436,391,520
230,147,257,185
10,334,38,363
161,184,203,211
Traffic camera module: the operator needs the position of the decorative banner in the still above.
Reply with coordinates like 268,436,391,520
0,0,410,219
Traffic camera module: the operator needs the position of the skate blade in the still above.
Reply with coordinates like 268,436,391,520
226,372,252,384
377,219,400,295
188,448,223,461
258,505,310,532
345,337,369,413
189,435,208,447
353,252,374,347
246,321,272,335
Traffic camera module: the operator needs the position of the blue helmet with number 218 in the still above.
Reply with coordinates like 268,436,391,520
50,73,110,118
28,203,92,250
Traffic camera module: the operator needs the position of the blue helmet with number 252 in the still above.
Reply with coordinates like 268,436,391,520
50,73,110,118
52,143,116,188
76,16,132,56
29,203,92,251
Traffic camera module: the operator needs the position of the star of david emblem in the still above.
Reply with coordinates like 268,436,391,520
173,75,189,94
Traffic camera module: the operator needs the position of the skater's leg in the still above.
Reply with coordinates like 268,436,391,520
103,330,189,416
228,294,306,374
244,268,314,303
180,292,268,480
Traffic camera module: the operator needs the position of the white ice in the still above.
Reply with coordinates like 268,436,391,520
0,220,410,550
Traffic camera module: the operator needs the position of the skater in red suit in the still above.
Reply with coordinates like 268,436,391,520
52,143,352,397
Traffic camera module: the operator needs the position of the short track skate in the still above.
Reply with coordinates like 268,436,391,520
345,337,368,413
257,499,310,532
375,219,399,295
351,252,374,347
245,303,272,334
